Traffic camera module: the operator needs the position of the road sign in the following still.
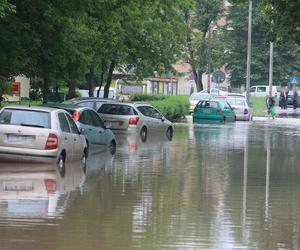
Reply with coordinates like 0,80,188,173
290,75,299,85
212,71,226,84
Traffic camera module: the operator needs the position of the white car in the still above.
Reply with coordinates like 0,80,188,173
200,88,228,96
0,106,87,176
189,92,212,113
226,97,253,121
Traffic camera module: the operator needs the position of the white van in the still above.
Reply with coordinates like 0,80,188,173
250,85,278,97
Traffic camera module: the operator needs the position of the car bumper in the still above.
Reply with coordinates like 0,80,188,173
235,114,251,121
0,146,58,163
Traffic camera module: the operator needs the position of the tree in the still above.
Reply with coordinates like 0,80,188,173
184,0,225,91
222,1,300,87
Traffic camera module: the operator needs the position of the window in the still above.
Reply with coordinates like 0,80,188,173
58,113,71,132
0,109,50,128
77,101,94,109
89,110,105,127
65,114,80,134
137,106,162,119
250,87,256,93
95,101,106,110
257,87,266,93
98,104,136,115
227,98,246,106
79,110,94,126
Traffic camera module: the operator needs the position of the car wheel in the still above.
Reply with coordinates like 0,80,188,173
140,126,147,142
109,140,116,155
166,127,173,141
81,149,88,174
57,153,66,178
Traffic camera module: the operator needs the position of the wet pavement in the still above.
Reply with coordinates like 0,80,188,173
1,119,300,249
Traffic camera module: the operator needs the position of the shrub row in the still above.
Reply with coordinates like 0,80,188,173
131,94,189,122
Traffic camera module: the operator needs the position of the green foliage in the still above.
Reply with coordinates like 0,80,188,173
222,1,300,87
134,94,189,121
130,93,166,101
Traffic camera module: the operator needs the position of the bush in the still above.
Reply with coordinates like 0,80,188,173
133,94,189,122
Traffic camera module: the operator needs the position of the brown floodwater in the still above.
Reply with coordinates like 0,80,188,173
1,119,300,250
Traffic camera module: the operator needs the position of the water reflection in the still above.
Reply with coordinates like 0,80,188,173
1,122,300,249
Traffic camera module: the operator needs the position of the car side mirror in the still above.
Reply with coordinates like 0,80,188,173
80,128,86,135
161,117,165,122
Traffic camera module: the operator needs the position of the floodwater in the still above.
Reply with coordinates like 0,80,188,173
1,119,300,249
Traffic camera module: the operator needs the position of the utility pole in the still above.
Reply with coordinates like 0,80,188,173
246,0,252,100
207,28,212,93
268,42,274,96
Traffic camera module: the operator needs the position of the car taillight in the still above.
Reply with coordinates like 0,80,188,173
193,107,197,113
72,111,80,122
129,117,139,125
44,179,56,193
45,133,58,150
217,109,222,114
244,109,248,115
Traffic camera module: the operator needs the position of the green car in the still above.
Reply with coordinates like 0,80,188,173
192,99,236,123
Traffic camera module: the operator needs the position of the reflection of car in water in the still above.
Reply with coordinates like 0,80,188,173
0,162,85,218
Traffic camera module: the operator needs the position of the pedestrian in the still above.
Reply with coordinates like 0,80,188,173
279,89,286,109
284,86,289,109
266,95,276,119
292,88,299,109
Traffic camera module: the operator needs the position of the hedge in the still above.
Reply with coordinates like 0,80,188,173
131,94,189,122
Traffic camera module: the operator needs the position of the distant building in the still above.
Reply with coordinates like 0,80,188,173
4,75,30,102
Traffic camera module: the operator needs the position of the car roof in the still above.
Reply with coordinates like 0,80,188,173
1,105,60,113
64,97,112,103
227,93,246,98
42,103,93,112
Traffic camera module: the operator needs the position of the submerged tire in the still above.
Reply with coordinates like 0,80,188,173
109,140,116,155
57,153,66,178
166,127,173,141
140,127,147,142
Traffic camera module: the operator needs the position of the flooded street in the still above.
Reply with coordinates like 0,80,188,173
1,119,300,249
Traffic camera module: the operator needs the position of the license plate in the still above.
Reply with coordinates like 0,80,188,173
3,182,33,191
203,109,212,114
5,134,34,143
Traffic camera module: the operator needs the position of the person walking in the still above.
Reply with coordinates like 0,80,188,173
266,95,276,119
293,88,299,109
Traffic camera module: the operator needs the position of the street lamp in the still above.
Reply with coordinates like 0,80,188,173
246,0,252,100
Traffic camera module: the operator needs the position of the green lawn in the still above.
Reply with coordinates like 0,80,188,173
250,96,279,117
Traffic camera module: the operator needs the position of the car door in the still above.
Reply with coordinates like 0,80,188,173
65,113,83,160
223,101,235,121
57,112,74,162
89,110,108,146
78,110,99,147
137,106,166,133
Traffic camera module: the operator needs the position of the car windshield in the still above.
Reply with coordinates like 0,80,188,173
227,98,246,106
98,104,136,115
0,109,50,128
190,93,210,101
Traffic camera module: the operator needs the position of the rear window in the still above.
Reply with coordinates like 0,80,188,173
227,98,246,106
0,109,50,128
98,104,137,115
191,93,210,101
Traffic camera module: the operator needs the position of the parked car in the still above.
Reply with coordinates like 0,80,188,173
189,92,212,113
226,97,253,121
227,93,247,98
0,106,87,176
249,85,278,97
62,97,112,111
192,99,236,123
97,102,174,142
287,90,300,107
45,104,116,155
200,88,228,96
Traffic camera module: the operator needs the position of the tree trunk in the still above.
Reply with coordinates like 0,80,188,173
197,70,204,91
87,66,94,97
97,61,106,97
104,61,115,98
67,81,76,100
42,77,48,104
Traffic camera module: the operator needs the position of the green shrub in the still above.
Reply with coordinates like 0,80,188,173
149,95,189,122
130,93,166,101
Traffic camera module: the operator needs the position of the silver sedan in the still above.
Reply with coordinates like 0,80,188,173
97,102,174,142
0,106,87,176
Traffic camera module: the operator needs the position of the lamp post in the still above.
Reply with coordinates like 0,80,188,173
268,42,274,96
246,0,252,100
